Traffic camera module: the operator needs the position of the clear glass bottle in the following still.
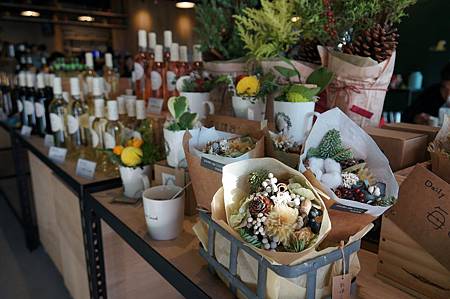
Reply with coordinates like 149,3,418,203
67,77,90,158
135,99,153,142
49,77,68,147
35,73,48,136
166,43,179,99
91,98,109,172
117,95,127,123
192,44,204,72
151,45,165,108
103,53,119,100
178,45,190,76
125,96,137,135
134,30,152,101
104,100,123,150
83,52,97,114
17,71,27,126
25,72,37,130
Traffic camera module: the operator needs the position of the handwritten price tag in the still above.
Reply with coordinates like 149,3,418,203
332,273,351,299
75,159,97,180
48,146,67,164
20,125,32,137
44,134,54,147
147,98,164,114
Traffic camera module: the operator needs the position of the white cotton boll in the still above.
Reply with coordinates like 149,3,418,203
308,157,324,172
320,172,343,190
310,167,323,181
324,158,341,174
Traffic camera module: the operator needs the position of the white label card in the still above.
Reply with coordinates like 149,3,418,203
44,134,54,147
20,125,32,137
148,98,164,114
162,172,177,186
76,159,97,179
48,146,67,164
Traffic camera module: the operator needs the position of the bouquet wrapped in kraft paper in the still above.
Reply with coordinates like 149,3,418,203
300,108,399,217
318,46,396,127
428,115,450,183
183,127,265,210
193,158,372,299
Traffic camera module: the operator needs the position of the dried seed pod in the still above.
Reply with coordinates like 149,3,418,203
300,198,312,217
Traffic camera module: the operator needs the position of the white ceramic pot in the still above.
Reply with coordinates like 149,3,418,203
142,185,185,240
273,101,318,144
119,165,151,199
180,92,215,120
164,128,198,168
232,96,266,121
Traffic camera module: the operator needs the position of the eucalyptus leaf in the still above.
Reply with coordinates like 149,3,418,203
306,67,334,94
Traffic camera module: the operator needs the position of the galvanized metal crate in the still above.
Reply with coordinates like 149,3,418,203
199,211,360,299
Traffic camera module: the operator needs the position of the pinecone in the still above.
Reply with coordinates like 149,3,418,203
342,22,399,63
297,39,321,65
249,195,273,216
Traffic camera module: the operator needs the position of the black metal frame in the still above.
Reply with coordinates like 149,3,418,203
1,122,121,299
83,190,212,299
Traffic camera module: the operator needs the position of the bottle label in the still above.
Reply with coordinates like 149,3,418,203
91,129,100,148
134,63,144,81
25,100,34,116
35,102,45,117
151,71,162,91
50,113,63,132
17,100,23,113
67,115,79,134
166,71,177,91
104,132,116,149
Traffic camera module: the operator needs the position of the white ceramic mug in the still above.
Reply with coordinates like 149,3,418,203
273,101,318,144
180,92,215,120
119,165,151,199
142,185,185,240
232,96,266,121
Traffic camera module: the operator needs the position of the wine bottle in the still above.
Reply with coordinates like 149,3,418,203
91,97,109,172
35,73,48,136
104,100,123,149
192,44,204,71
148,32,157,61
178,45,190,76
166,43,179,99
17,71,27,126
103,53,119,100
134,30,152,101
163,30,172,63
151,45,165,110
83,52,97,114
49,77,68,147
67,77,90,157
25,72,37,130
125,96,137,134
135,99,153,142
117,95,127,123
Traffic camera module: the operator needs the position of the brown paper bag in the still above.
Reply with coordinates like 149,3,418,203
193,187,372,299
264,131,301,169
318,46,396,127
429,115,450,183
183,129,265,211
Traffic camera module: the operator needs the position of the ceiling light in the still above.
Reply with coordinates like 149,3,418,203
291,16,300,23
21,10,40,17
176,1,195,9
78,15,95,22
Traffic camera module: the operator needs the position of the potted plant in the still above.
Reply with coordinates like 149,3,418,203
231,73,277,121
176,72,229,120
273,58,334,144
163,96,199,168
108,137,162,199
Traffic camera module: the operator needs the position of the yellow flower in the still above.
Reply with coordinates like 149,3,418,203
131,138,143,148
265,205,298,246
121,146,143,167
113,145,124,155
236,76,259,96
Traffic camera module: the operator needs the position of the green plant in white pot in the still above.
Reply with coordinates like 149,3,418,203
164,96,199,168
273,58,334,144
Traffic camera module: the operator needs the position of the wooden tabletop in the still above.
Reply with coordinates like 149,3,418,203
91,188,414,299
21,134,119,186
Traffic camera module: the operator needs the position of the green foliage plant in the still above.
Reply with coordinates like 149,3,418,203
166,96,198,131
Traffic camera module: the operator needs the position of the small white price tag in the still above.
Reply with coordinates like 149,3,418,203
75,159,97,179
44,134,54,147
20,125,32,137
247,108,255,121
48,146,67,164
147,98,164,114
162,172,177,186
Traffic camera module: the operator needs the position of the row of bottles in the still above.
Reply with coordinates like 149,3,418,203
133,30,203,110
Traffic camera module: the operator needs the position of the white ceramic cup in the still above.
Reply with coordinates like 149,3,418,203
180,92,215,120
273,101,318,144
232,96,266,121
119,165,151,199
142,185,185,240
